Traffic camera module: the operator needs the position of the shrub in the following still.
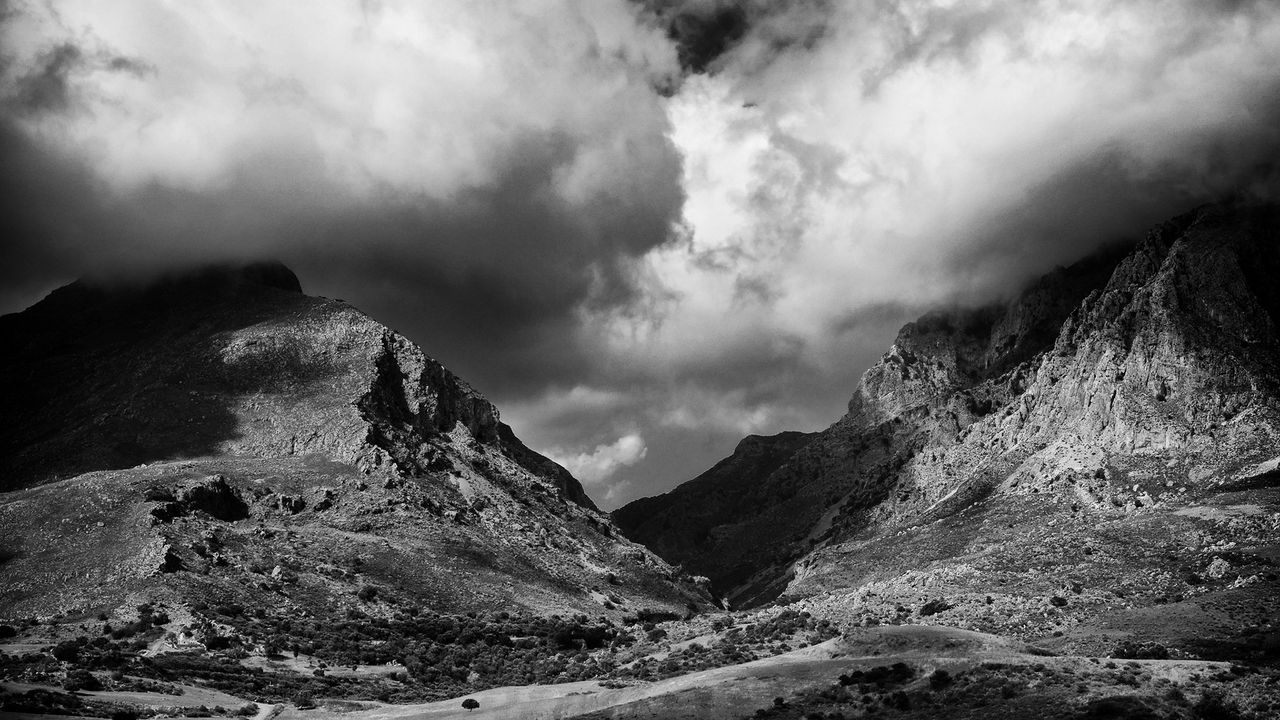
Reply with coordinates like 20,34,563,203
1082,696,1160,719
52,639,83,662
919,599,953,616
215,604,244,618
1192,691,1242,720
63,669,102,691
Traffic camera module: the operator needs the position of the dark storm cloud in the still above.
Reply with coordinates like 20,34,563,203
0,1,684,400
548,0,1280,506
9,36,154,117
4,0,1280,509
14,43,81,113
0,119,680,395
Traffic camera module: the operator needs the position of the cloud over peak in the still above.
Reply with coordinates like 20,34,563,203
3,0,1279,508
0,0,684,336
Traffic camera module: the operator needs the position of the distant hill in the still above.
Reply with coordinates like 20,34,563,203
3,210,1278,720
0,262,713,619
615,202,1280,609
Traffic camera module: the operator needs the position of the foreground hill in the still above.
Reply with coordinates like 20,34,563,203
0,263,712,622
615,202,1280,609
4,208,1279,719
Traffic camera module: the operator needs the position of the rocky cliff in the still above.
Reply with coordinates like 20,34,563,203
0,263,711,618
616,202,1280,608
611,430,817,593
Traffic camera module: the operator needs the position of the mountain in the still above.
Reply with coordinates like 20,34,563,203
610,430,817,592
0,263,712,620
4,209,1279,719
616,202,1280,612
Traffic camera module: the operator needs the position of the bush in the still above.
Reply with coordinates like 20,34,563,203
1192,691,1242,720
919,599,953,616
1082,696,1161,720
63,669,102,691
52,639,83,662
215,604,244,618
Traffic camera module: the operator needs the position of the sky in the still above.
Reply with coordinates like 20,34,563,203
3,0,1280,509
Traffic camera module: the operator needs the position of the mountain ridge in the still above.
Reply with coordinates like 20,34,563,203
0,261,710,619
615,201,1280,608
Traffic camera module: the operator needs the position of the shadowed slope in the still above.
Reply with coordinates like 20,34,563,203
618,202,1280,608
0,262,714,618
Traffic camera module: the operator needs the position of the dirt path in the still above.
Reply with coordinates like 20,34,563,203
273,639,883,720
268,626,1239,720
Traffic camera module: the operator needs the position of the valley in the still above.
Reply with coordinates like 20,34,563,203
4,204,1280,719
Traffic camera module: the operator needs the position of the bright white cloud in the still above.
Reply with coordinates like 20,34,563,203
588,0,1280,388
0,0,684,286
548,433,648,485
503,384,632,440
2,0,677,198
4,0,1279,510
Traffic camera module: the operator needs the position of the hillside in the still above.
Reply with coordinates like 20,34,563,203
615,202,1280,609
4,208,1280,719
611,431,816,593
0,263,713,622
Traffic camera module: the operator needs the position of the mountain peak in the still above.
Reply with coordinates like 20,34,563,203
0,261,712,619
177,260,303,294
617,201,1280,608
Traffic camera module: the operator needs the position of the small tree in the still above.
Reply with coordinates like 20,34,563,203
64,669,102,692
461,698,480,711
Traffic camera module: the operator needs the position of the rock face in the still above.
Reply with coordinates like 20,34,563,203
0,262,588,506
616,202,1280,608
611,431,817,594
0,262,711,617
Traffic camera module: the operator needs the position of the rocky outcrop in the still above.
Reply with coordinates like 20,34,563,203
618,202,1280,608
612,431,816,591
0,262,709,617
874,203,1280,525
616,238,1127,606
0,262,594,508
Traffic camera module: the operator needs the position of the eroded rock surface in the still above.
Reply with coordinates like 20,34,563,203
0,262,710,618
616,202,1280,608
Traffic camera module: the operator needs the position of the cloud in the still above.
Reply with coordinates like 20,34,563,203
546,433,648,488
586,0,1280,412
0,0,684,386
570,0,1280,506
3,0,1279,509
